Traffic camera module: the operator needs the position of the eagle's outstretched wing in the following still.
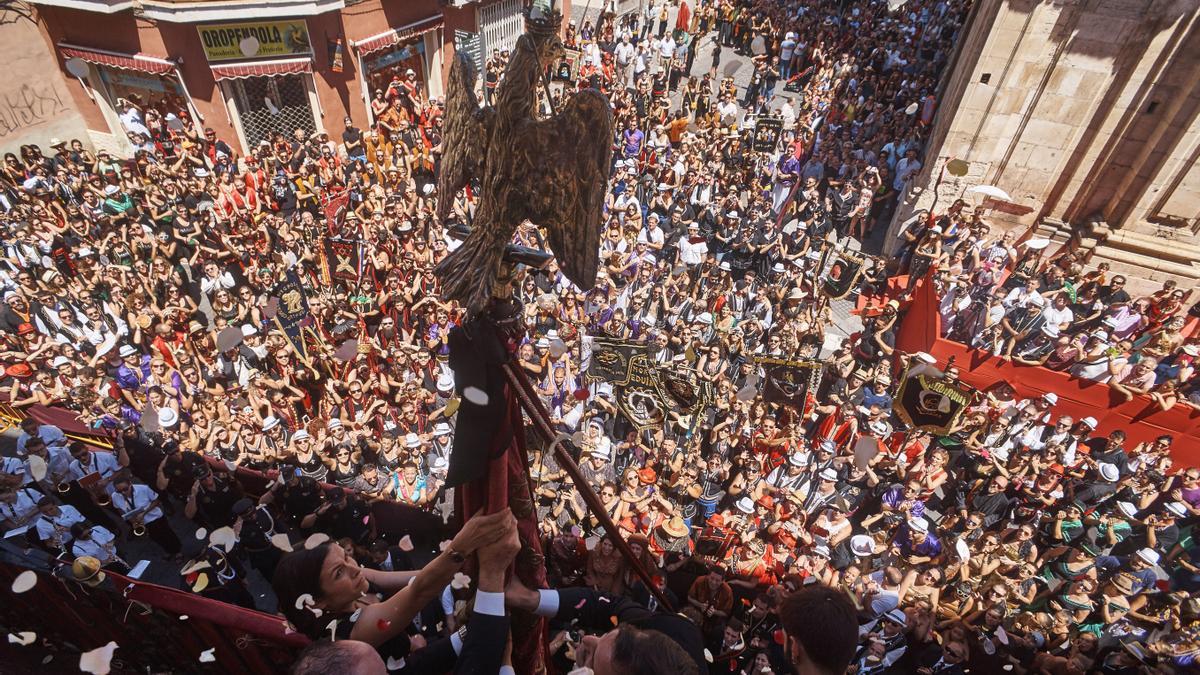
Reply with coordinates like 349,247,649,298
437,53,496,221
528,89,614,290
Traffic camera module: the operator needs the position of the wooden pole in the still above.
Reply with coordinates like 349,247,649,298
501,362,675,611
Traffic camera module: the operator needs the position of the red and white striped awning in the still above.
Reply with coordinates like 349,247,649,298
352,15,443,57
59,43,176,75
209,57,312,81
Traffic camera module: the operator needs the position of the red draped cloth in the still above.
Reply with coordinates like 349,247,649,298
455,384,547,675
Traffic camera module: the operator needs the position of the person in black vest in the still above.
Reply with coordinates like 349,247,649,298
185,465,244,529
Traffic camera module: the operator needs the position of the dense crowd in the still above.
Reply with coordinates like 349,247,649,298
2,0,1199,673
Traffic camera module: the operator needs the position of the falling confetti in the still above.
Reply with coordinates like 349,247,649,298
376,619,392,631
294,593,315,610
349,609,363,623
326,619,339,641
610,616,618,626
199,648,216,663
27,455,47,482
704,649,714,663
179,615,189,621
397,535,414,552
11,570,37,594
305,533,330,550
450,572,471,590
438,540,453,552
209,526,238,552
181,560,212,576
271,533,294,552
574,599,588,609
7,632,35,645
463,386,489,406
194,528,208,540
387,656,407,670
191,573,210,593
79,641,118,675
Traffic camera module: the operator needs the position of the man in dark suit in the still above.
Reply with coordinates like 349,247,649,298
505,580,706,674
451,513,520,675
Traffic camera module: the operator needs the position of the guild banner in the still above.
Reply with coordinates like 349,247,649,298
894,370,973,435
587,337,646,383
269,270,310,360
324,237,363,283
756,356,823,411
752,116,784,152
820,248,866,299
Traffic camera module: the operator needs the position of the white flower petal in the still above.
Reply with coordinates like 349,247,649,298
11,570,37,594
398,535,414,552
271,533,294,552
704,648,714,663
294,593,315,611
194,528,208,540
463,386,489,406
304,533,330,550
179,615,189,621
208,526,238,552
27,455,47,482
199,648,216,663
386,656,407,671
349,608,363,623
7,631,35,646
79,641,119,675
450,572,471,590
438,539,453,552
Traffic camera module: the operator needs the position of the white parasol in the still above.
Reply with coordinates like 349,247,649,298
969,184,1013,202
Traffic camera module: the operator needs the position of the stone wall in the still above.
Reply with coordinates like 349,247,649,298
0,4,91,155
887,0,1200,253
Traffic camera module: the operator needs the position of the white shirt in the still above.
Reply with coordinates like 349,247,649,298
1042,305,1074,330
678,235,708,265
0,487,41,526
72,526,119,564
68,450,121,482
659,36,676,59
111,483,164,523
35,505,85,543
615,41,635,66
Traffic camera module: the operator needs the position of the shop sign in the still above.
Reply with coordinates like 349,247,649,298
198,21,313,62
365,42,424,73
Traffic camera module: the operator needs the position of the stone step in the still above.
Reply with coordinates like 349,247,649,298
1104,227,1200,265
1088,246,1200,298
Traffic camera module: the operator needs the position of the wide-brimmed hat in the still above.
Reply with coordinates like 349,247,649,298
850,534,875,557
660,516,688,538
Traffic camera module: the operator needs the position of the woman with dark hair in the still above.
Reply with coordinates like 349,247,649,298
271,508,513,664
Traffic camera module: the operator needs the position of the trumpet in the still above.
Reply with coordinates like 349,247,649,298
57,481,72,494
95,492,111,507
132,518,146,537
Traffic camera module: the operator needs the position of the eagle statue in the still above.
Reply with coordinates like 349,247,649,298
435,5,614,315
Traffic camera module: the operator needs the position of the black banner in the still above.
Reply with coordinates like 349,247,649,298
756,356,823,410
324,237,362,283
820,248,866,299
753,116,784,152
616,352,668,431
894,370,973,435
269,270,310,360
588,337,645,383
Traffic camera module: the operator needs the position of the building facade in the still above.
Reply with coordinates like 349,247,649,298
887,0,1200,289
24,0,570,156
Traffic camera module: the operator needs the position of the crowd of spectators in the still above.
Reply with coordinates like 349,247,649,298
2,0,1199,673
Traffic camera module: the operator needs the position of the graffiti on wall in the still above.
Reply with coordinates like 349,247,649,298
0,83,69,137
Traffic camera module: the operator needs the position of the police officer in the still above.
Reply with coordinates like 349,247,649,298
231,497,281,578
185,465,244,529
259,466,323,531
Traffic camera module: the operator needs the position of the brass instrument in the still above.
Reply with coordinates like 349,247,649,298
131,519,146,537
95,492,111,507
57,481,72,494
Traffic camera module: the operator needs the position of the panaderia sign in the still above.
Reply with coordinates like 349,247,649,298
197,21,313,62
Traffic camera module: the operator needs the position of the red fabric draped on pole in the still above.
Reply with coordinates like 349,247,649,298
889,273,1200,464
454,384,547,675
